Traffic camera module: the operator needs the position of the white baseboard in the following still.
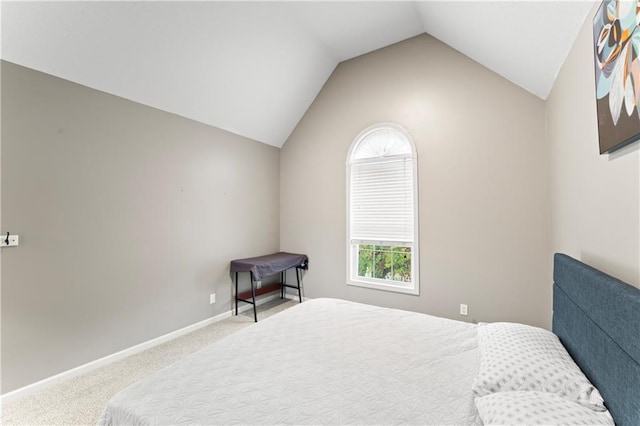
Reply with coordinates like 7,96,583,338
0,292,302,404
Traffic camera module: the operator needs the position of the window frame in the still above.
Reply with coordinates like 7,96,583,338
346,123,420,295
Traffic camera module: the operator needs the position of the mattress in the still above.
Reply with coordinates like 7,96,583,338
98,298,480,425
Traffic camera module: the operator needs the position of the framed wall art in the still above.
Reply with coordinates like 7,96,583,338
593,0,640,153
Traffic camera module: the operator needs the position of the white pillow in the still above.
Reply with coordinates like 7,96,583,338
473,322,606,411
475,391,614,426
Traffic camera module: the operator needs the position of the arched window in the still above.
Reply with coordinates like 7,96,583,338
347,123,419,295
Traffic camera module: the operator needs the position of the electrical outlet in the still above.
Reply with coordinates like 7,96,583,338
209,293,216,304
460,304,468,316
256,280,262,289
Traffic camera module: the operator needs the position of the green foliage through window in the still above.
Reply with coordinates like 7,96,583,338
357,245,411,283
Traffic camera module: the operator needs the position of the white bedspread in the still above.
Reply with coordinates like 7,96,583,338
98,298,480,425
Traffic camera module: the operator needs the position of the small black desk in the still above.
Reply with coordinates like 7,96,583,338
230,252,308,322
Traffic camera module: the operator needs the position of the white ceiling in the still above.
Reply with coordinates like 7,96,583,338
1,1,593,147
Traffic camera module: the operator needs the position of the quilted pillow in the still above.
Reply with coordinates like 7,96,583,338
475,391,614,426
473,322,606,411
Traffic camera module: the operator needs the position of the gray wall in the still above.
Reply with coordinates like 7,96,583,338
280,34,551,328
547,8,640,287
1,61,280,393
9,20,634,394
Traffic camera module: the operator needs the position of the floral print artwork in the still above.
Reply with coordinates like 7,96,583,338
593,0,640,153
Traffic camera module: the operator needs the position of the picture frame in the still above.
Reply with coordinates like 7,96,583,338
593,0,640,154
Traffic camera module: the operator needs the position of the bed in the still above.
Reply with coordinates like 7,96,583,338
98,253,640,425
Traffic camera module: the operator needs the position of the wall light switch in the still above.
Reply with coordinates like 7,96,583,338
0,234,19,248
209,293,216,304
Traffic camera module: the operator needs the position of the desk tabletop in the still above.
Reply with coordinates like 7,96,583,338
230,252,308,280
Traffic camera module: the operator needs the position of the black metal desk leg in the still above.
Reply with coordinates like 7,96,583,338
296,267,302,303
235,272,239,315
250,272,257,322
280,271,284,299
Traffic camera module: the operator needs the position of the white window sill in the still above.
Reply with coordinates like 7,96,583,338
347,278,419,295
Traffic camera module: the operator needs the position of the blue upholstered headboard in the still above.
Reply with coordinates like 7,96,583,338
553,253,640,426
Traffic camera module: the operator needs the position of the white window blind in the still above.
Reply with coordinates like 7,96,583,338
350,157,414,243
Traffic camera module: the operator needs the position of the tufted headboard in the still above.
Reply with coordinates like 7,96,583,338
553,253,640,426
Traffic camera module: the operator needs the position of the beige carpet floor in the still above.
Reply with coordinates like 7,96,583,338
1,299,296,425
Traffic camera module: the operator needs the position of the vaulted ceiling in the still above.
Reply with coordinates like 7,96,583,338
2,1,593,147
